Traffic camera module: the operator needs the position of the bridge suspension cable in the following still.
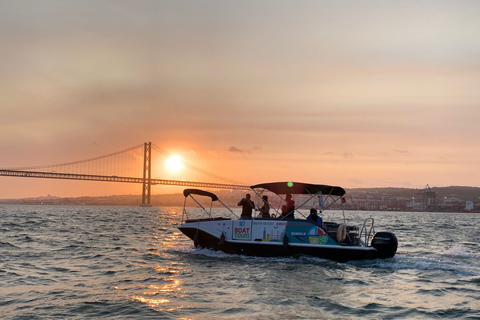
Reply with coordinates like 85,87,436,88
5,144,145,172
3,144,145,180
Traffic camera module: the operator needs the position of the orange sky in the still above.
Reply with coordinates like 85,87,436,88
1,1,480,198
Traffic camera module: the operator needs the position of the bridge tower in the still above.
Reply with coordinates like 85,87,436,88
141,142,152,207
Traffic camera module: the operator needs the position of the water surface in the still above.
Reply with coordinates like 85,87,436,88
1,206,479,319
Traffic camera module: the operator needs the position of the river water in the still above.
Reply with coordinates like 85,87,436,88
1,205,479,319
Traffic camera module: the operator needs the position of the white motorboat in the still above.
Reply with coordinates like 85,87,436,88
178,182,398,262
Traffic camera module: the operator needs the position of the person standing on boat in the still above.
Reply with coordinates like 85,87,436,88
258,195,270,218
307,208,322,225
281,194,295,219
238,193,254,220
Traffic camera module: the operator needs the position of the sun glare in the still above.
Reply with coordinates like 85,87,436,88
165,155,183,172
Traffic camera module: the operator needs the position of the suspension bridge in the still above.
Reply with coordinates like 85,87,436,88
0,142,249,206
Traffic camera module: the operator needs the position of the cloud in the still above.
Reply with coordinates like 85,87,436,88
393,149,409,154
228,146,262,154
229,146,244,153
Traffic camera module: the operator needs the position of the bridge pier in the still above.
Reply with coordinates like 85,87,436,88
141,142,152,207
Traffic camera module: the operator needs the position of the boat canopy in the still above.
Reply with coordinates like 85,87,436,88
250,182,345,197
183,189,219,201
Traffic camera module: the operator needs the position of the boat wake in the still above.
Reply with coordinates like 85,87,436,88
167,244,479,277
442,243,476,257
350,253,479,277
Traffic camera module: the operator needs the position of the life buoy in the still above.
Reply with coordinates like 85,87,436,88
337,224,347,242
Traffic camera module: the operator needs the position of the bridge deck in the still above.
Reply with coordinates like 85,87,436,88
0,170,250,190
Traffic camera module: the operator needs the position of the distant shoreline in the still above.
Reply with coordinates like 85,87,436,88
1,186,479,213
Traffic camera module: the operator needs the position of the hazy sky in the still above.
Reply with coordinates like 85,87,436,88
1,1,480,198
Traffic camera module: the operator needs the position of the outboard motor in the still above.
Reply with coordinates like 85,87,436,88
371,232,398,259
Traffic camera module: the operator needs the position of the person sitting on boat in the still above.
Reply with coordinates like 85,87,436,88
258,195,270,218
238,193,254,220
307,208,322,226
281,194,295,219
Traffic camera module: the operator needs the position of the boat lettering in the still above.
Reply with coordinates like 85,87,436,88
291,232,306,236
253,221,273,226
235,227,250,233
234,227,251,239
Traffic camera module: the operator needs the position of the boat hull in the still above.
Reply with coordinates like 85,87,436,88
179,219,383,262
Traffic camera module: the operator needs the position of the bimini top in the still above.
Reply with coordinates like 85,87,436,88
250,182,345,197
183,189,219,201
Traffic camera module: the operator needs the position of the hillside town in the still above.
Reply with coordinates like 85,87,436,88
336,186,479,212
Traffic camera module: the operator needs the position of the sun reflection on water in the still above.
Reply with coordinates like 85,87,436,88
131,296,170,308
143,279,183,295
130,270,186,311
130,209,190,313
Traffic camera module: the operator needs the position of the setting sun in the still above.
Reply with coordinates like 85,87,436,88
165,155,183,172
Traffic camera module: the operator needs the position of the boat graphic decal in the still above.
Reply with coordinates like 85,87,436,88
284,223,333,245
251,220,287,242
307,226,328,244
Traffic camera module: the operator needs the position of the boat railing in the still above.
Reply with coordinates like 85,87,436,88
359,218,375,247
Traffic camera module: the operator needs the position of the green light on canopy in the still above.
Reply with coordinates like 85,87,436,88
287,182,293,187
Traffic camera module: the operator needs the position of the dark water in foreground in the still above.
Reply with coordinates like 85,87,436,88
1,206,479,320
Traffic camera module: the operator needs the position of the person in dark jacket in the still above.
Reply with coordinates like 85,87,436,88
307,208,322,225
238,193,254,220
